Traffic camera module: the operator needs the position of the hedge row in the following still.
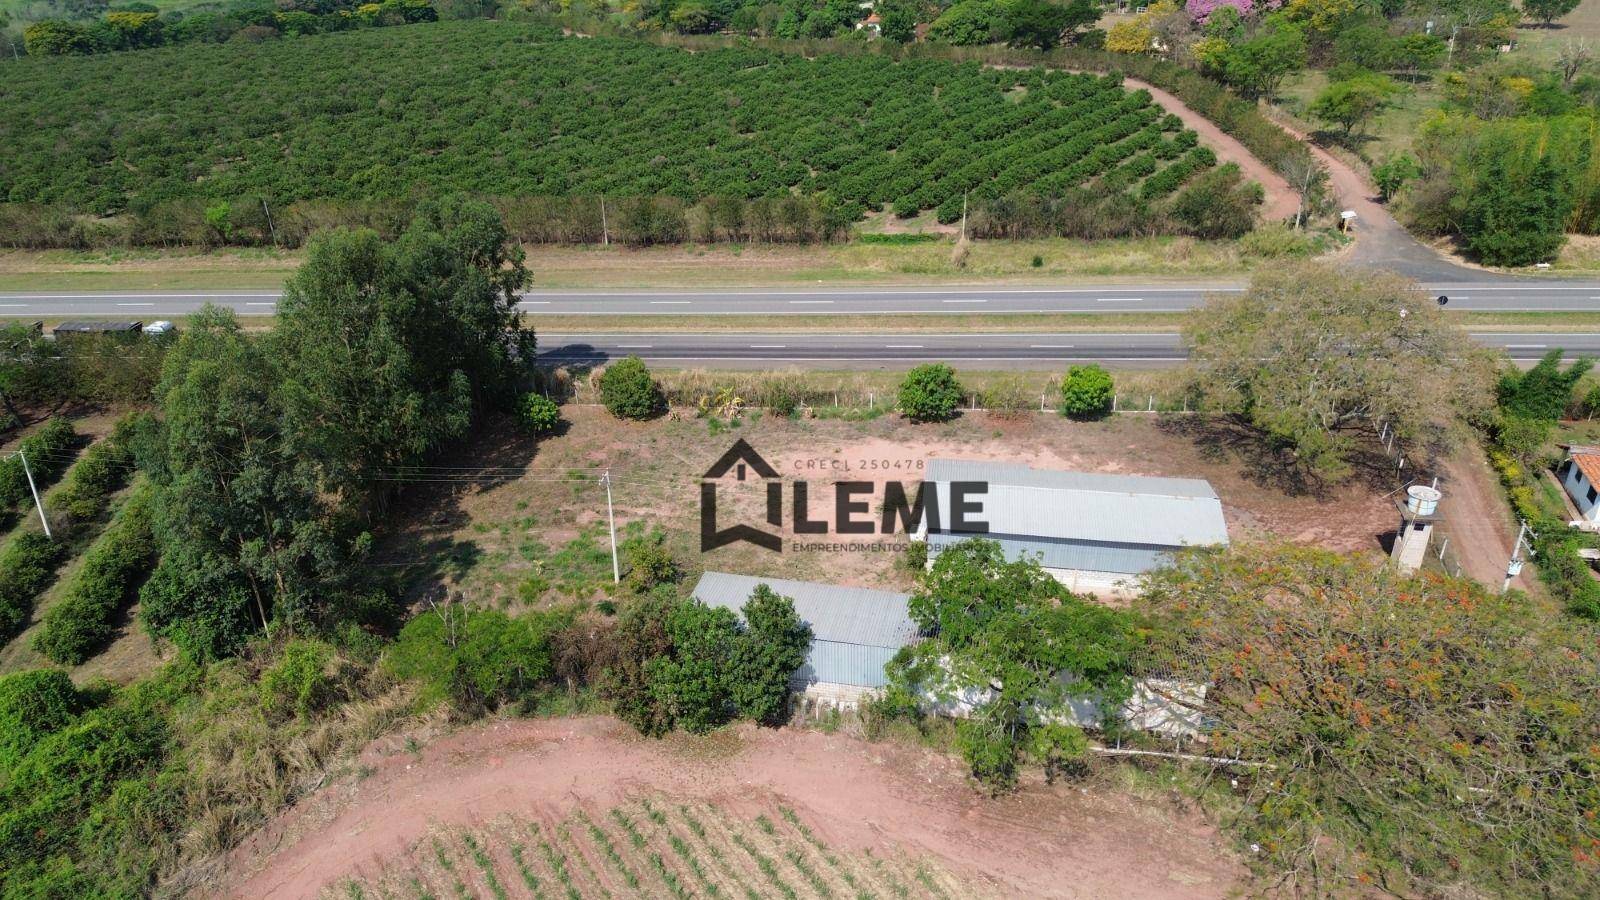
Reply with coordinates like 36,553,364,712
0,533,69,642
0,420,78,512
49,417,138,524
33,484,156,666
1486,448,1600,619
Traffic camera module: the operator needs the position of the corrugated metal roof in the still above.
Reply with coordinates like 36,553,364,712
925,459,1228,548
928,532,1172,576
691,572,919,689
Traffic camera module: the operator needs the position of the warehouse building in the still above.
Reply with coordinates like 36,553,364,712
918,459,1229,594
691,572,918,708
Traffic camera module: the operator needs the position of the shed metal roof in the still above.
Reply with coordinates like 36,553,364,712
927,532,1173,576
925,459,1228,548
692,572,918,648
691,572,919,688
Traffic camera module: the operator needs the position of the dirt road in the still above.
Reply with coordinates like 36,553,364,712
220,717,1246,899
1439,445,1529,590
1125,79,1299,224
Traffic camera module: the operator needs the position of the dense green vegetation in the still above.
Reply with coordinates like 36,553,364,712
879,539,1143,792
897,363,964,422
1185,262,1495,483
0,20,1236,246
600,584,812,734
1141,544,1600,897
34,482,156,665
1488,351,1600,619
0,418,76,514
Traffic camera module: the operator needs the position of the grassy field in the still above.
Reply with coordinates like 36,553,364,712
0,235,1312,292
331,799,969,900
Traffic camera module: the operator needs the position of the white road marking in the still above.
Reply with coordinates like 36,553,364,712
1096,298,1144,303
245,302,276,306
0,304,28,308
749,344,787,348
116,303,154,307
649,300,692,305
616,344,654,348
1029,344,1075,349
1505,344,1549,349
519,300,549,305
941,299,988,304
788,300,834,304
885,344,924,348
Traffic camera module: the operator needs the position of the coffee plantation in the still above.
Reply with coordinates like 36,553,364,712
0,20,1218,243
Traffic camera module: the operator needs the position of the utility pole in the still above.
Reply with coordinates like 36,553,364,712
601,469,619,584
1504,519,1532,593
18,450,49,539
959,191,968,242
600,198,609,246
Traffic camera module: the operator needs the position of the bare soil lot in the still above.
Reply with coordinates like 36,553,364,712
222,716,1246,899
380,405,1398,610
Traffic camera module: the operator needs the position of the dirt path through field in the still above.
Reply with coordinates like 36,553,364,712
220,716,1245,899
1122,79,1299,223
1439,445,1530,590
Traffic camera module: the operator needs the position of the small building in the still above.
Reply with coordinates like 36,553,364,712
1560,446,1600,524
691,572,918,708
919,460,1229,594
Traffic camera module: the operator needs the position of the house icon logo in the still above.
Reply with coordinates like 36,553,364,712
701,438,783,552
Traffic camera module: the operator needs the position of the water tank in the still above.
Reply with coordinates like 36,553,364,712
1406,485,1441,516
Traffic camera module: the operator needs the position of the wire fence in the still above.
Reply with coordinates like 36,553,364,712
551,377,1206,417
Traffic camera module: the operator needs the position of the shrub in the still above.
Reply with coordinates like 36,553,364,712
981,373,1033,415
0,419,77,511
902,540,929,572
33,485,156,666
517,392,562,434
1059,365,1114,419
1239,222,1320,258
51,417,139,524
385,606,558,711
599,356,665,420
0,670,85,771
898,363,963,423
0,532,68,642
257,639,337,721
625,542,681,595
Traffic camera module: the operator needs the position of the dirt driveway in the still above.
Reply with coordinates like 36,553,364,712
1124,79,1299,224
220,716,1246,899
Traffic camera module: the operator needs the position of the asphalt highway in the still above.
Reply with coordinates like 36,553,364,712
535,331,1600,369
5,281,1600,316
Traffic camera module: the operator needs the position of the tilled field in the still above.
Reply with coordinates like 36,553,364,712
333,798,969,900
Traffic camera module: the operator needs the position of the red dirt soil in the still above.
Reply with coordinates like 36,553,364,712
221,717,1247,899
1125,79,1299,223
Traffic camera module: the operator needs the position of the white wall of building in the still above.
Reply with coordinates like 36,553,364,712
1562,460,1600,522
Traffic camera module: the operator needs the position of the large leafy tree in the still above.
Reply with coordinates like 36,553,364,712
1524,0,1581,27
1310,72,1400,137
999,0,1099,51
889,540,1142,793
1139,544,1600,898
1459,150,1571,267
273,196,532,506
1183,263,1496,483
139,306,360,660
